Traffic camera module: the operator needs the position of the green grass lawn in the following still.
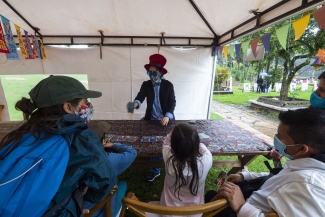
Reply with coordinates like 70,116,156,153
213,86,312,105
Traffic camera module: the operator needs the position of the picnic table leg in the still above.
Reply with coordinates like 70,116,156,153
227,155,258,175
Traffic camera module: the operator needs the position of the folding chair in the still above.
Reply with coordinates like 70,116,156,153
119,192,228,217
85,186,118,217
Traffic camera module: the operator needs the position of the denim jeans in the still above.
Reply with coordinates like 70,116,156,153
150,157,163,174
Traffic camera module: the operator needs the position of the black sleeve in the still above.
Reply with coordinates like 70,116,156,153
166,82,176,115
134,82,147,104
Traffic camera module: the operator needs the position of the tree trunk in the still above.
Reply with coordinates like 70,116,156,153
266,59,271,74
280,81,290,100
280,57,290,100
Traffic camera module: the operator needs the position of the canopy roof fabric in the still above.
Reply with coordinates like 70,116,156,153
0,0,323,46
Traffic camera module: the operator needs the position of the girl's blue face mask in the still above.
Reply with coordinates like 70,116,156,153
273,135,299,160
310,91,325,109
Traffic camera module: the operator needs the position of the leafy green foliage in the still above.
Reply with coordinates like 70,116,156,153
215,66,231,90
237,9,325,100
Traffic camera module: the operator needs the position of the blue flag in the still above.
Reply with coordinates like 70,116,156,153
1,15,20,60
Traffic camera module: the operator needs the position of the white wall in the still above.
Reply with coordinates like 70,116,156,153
0,46,213,121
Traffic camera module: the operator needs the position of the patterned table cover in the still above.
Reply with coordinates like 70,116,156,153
99,120,271,156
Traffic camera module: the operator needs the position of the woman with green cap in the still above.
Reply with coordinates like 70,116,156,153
0,75,117,217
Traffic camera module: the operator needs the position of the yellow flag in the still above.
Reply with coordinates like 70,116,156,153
14,24,28,58
223,46,229,61
39,39,47,59
229,45,235,58
292,14,310,40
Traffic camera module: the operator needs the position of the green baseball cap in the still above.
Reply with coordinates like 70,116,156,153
29,75,102,108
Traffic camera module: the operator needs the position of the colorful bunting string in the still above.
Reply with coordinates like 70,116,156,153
1,15,19,60
223,46,229,61
261,33,272,53
229,45,235,59
218,46,223,57
292,14,310,40
235,44,241,60
0,14,45,60
313,6,325,31
0,20,10,54
276,24,290,50
14,24,28,58
241,41,250,58
250,37,260,58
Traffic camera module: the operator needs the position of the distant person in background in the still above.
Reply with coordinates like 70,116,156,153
310,70,325,109
256,76,263,93
265,81,270,93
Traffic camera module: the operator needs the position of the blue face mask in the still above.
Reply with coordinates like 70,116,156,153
310,91,325,109
147,71,161,85
273,135,300,160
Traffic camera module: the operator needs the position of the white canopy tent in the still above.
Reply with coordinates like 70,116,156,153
0,0,323,121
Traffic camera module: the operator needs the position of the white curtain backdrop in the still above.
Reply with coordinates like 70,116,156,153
0,46,213,121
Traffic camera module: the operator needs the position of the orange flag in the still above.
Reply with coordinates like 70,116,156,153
250,37,260,58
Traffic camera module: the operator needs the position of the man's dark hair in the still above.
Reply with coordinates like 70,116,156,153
278,107,325,153
317,70,325,80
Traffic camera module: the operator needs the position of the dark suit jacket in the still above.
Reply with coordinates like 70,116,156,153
135,80,176,120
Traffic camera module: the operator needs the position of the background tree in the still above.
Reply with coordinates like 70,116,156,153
239,9,325,100
215,66,230,90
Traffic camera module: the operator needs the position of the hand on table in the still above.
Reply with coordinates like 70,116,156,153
160,117,169,126
269,148,283,161
103,141,114,148
217,182,246,213
227,174,244,184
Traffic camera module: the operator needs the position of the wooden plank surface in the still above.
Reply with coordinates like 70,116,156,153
0,121,23,141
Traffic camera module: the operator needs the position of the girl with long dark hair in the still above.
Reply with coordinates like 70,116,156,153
160,123,212,217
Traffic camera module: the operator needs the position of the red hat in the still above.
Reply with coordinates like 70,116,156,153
144,54,167,75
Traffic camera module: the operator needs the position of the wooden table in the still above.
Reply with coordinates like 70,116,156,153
0,120,271,174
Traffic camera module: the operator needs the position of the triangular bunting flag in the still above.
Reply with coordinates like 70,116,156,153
39,38,47,59
1,15,20,60
276,24,290,50
292,14,310,40
241,41,250,57
34,36,42,58
261,33,272,53
223,46,229,61
31,35,39,58
313,6,325,31
0,21,10,54
14,24,28,58
229,45,235,59
250,37,260,58
318,49,325,63
235,44,241,60
24,30,34,59
219,46,223,57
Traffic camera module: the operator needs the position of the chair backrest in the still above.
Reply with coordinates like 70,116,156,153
85,186,118,217
119,192,228,217
265,208,279,217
